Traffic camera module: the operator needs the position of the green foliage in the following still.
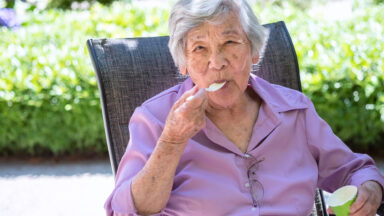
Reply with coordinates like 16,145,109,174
255,0,384,151
5,0,15,8
1,0,383,157
256,0,319,10
0,2,170,157
47,0,117,9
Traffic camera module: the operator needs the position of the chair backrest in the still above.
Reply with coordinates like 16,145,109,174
87,21,326,216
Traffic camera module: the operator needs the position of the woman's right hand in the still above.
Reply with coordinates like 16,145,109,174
160,86,207,146
131,86,207,215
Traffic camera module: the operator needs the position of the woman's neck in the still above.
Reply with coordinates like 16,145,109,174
205,87,261,122
205,87,261,153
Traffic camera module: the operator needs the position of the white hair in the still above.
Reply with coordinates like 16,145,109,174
168,0,269,68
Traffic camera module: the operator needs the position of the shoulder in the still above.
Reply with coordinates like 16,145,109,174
142,84,182,109
251,76,312,112
133,79,192,124
271,83,311,110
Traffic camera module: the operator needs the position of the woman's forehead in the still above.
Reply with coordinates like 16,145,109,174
186,18,245,41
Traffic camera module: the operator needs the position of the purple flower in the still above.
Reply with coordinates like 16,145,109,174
0,8,21,29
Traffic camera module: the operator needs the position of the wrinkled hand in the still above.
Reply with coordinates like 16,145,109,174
160,86,207,145
327,181,383,216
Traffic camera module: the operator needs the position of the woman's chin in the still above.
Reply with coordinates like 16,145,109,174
207,96,235,110
206,85,246,110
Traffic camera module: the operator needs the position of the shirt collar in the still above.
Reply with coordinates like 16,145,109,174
249,73,309,116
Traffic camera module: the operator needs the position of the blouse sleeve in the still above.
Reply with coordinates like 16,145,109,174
303,96,384,200
104,106,168,216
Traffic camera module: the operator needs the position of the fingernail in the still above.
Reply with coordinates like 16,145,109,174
186,95,194,101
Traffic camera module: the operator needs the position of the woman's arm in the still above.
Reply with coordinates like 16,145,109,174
131,87,207,215
303,96,384,214
131,139,187,215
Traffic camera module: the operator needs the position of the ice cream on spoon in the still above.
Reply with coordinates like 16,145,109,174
186,81,226,101
205,81,226,92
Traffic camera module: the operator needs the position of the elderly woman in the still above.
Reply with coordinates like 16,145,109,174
105,0,384,215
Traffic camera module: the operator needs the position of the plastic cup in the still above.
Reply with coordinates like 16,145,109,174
328,185,358,216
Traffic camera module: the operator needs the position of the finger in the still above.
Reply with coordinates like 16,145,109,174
350,181,383,216
186,87,206,101
349,186,369,214
326,207,334,214
173,86,199,110
350,204,376,216
174,98,205,115
180,85,199,102
185,88,207,108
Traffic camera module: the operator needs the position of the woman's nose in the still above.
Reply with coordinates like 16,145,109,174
208,49,227,70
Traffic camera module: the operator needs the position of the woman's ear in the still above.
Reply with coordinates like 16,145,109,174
180,65,188,75
252,54,260,65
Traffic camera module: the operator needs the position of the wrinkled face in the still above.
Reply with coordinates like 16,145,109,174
182,13,259,109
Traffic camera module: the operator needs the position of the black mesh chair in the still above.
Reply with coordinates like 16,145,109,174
87,21,382,216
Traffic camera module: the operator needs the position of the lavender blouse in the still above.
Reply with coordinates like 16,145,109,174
105,74,384,216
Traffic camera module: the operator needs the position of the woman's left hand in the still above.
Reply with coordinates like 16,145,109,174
348,181,382,216
328,180,383,215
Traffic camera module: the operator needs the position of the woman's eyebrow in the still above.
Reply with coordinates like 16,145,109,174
221,29,241,36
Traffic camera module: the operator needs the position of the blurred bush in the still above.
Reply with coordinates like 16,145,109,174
47,0,117,10
4,0,16,8
1,0,119,9
298,2,383,152
255,0,384,152
0,0,383,157
0,1,169,157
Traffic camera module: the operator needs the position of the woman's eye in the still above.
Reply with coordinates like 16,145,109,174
225,40,235,45
193,46,205,52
